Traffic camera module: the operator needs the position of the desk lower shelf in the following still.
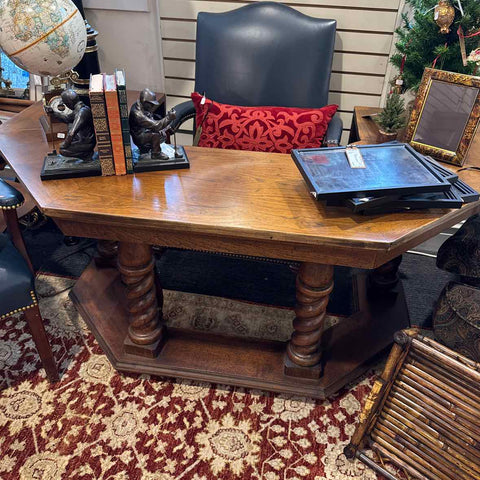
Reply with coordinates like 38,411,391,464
70,261,409,399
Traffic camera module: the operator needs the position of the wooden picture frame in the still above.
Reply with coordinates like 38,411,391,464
405,68,480,166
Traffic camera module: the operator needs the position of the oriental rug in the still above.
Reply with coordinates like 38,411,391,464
0,274,393,480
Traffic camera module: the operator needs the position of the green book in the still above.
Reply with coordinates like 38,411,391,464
89,73,115,176
115,69,133,174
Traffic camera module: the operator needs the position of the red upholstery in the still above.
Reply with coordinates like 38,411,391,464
192,92,338,153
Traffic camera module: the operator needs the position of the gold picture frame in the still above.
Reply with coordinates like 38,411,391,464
405,68,480,166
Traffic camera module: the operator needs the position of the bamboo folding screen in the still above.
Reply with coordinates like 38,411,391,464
346,328,480,480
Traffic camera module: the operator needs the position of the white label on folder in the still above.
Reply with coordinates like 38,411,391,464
57,133,66,139
345,147,366,169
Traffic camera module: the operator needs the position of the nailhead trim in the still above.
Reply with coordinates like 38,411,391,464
0,290,38,319
161,246,301,267
0,200,24,210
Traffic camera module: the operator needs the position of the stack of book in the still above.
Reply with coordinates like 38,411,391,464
291,143,479,215
89,70,133,176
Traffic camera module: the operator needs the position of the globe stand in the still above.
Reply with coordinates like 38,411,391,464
70,0,101,104
41,151,101,180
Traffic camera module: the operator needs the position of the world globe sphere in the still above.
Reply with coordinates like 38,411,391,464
0,0,87,77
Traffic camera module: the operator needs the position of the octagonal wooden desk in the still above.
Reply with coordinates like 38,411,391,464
2,102,480,398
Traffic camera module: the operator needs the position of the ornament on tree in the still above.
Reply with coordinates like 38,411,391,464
391,0,480,91
435,0,455,34
390,74,405,94
467,48,480,62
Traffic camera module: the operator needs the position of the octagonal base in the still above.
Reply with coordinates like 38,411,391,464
70,261,409,399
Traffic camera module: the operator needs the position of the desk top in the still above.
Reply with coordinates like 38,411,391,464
1,102,479,269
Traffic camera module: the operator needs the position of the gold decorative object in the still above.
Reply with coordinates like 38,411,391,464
434,0,455,34
405,68,480,166
390,74,405,95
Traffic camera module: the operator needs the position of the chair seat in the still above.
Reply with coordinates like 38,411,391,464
0,233,36,318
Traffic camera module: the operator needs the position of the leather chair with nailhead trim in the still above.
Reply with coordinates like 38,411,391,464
0,179,59,382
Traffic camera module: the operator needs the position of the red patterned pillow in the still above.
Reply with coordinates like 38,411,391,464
191,92,338,154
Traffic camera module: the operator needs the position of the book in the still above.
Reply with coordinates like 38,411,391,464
104,74,127,175
115,69,133,174
89,74,115,176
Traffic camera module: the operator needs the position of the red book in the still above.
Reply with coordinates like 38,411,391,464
104,74,126,175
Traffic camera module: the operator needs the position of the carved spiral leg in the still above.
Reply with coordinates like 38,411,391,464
118,242,165,358
285,263,334,379
369,255,402,291
95,240,119,268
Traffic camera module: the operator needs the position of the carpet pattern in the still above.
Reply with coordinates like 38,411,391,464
0,274,390,480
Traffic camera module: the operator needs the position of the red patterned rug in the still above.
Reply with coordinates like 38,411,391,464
0,274,386,480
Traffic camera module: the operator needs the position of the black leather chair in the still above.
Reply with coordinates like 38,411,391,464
172,1,342,146
0,179,59,382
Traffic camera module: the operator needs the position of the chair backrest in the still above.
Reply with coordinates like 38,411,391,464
195,2,336,109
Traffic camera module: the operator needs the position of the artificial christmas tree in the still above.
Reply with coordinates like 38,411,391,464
374,92,407,142
391,0,480,91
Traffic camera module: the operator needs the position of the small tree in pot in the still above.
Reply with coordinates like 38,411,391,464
375,92,407,143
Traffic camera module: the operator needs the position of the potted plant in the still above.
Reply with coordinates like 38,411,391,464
374,92,407,143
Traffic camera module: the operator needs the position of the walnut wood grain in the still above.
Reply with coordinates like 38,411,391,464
349,106,382,144
24,305,59,382
3,208,33,273
70,261,409,399
117,242,165,357
1,100,478,395
94,240,118,269
369,255,402,291
285,263,334,378
349,106,406,145
1,102,479,270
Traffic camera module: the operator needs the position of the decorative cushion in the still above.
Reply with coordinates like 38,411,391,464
191,92,338,154
437,213,480,278
433,281,480,362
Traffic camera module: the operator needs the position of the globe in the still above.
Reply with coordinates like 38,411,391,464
0,0,87,77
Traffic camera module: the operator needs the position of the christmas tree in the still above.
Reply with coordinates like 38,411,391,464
375,93,406,133
391,0,480,91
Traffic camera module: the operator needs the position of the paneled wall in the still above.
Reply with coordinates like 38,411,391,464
159,0,404,145
84,0,165,92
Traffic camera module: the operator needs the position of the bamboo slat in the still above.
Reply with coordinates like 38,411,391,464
411,337,480,381
398,369,480,425
347,341,410,453
374,422,475,480
410,350,478,394
404,364,480,412
356,451,399,480
346,330,480,480
378,415,480,479
408,355,480,405
394,379,479,435
372,431,448,480
370,441,431,480
390,387,480,451
384,399,480,465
